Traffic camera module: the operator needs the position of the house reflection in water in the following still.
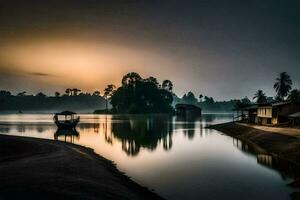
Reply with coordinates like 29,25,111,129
54,128,80,144
257,154,273,167
233,137,300,179
174,115,200,139
233,138,249,152
111,115,173,156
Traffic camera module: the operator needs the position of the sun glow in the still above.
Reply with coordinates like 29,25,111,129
0,37,177,92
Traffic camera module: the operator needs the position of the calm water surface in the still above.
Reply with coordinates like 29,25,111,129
0,114,296,200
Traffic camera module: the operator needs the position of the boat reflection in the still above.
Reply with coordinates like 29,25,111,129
54,128,80,143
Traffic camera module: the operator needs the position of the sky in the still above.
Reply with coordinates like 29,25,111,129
0,0,299,100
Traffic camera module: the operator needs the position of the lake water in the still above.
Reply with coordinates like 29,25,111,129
0,113,296,199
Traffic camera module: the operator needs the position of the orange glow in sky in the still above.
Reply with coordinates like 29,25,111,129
0,37,180,93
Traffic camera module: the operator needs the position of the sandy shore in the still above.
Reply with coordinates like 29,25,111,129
0,134,163,200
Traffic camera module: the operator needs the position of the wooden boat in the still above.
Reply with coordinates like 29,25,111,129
54,111,80,129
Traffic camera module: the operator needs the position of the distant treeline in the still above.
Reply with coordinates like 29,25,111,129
3,71,298,114
173,93,240,112
0,90,106,113
173,72,300,113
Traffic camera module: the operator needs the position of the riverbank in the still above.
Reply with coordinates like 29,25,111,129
209,122,300,164
208,122,300,199
0,134,163,200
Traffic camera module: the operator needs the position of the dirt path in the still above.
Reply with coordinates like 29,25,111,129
0,134,163,200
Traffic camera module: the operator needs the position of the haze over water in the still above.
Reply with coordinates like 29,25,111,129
0,113,294,200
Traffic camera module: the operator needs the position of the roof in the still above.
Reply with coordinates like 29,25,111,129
55,110,77,115
288,111,300,118
272,101,291,107
256,101,292,107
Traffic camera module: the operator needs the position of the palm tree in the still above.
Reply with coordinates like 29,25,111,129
273,72,292,101
288,89,300,104
253,90,267,104
104,84,116,112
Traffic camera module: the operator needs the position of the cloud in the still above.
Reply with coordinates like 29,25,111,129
28,72,52,77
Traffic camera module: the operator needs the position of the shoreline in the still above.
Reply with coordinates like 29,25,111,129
0,134,163,200
208,122,300,200
208,122,300,165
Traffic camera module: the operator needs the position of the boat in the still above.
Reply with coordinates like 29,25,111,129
53,111,80,129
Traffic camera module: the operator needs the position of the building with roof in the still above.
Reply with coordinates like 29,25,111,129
257,102,300,125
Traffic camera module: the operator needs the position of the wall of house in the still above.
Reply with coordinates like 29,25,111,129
257,107,272,118
271,117,278,124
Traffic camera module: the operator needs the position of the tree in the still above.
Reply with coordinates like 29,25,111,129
273,72,292,101
36,92,46,97
234,96,251,109
93,91,100,96
145,77,159,87
65,88,71,96
0,90,11,96
288,89,300,104
121,72,142,87
72,88,81,96
55,92,60,97
199,94,203,102
253,90,267,104
204,96,215,104
17,91,26,96
162,80,173,92
241,96,251,104
182,92,198,105
111,72,174,114
104,84,116,111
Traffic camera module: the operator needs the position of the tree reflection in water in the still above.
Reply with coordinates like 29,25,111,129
111,115,173,156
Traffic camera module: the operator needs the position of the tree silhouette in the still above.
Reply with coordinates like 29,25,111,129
144,76,159,87
36,92,46,97
17,91,26,96
111,72,174,113
104,84,116,111
0,90,11,96
273,72,292,101
182,92,198,105
93,91,100,96
199,94,203,102
55,92,60,97
72,88,81,96
162,80,173,92
121,72,142,87
253,90,267,104
287,89,300,104
65,88,71,96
